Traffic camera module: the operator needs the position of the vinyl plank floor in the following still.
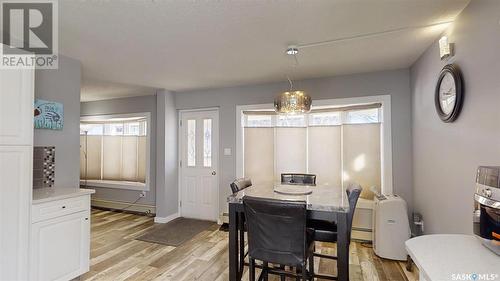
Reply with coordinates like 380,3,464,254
82,209,418,281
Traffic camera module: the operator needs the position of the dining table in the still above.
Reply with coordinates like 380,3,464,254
227,183,351,281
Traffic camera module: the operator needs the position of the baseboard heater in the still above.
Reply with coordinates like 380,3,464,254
91,198,156,215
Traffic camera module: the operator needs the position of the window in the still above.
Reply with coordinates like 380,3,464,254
241,104,381,199
203,119,212,167
187,119,196,167
308,112,341,126
345,108,380,124
80,114,149,189
245,115,272,127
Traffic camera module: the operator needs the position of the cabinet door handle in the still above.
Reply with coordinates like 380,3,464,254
85,218,89,220
61,206,66,209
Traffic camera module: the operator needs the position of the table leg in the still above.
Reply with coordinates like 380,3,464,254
239,213,245,279
229,203,240,281
337,212,349,281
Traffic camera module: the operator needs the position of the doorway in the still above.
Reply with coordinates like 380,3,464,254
178,109,219,221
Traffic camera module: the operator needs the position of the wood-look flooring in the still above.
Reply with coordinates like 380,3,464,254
82,209,418,281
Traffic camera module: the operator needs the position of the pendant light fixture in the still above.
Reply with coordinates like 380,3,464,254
274,46,312,114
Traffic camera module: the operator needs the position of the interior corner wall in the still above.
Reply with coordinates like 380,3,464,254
155,90,178,219
35,55,82,189
174,69,413,216
410,0,500,234
80,95,158,206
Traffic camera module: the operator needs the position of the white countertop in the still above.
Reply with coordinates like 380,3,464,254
406,234,500,281
32,188,95,205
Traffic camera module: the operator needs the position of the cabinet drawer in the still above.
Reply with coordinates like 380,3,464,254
32,195,90,223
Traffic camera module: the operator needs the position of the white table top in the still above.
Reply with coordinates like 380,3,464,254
227,183,349,213
32,187,95,204
406,234,500,281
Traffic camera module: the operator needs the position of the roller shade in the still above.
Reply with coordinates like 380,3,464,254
80,119,147,183
242,106,382,199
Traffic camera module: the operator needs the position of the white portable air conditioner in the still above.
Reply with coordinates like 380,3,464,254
372,193,411,261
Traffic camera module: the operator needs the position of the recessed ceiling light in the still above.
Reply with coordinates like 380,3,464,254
285,46,299,55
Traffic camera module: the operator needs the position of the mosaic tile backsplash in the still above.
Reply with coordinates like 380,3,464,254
33,146,56,189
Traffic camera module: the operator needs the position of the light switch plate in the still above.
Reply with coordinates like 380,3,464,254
224,148,232,156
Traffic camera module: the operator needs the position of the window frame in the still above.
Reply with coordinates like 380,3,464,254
236,95,393,196
79,112,151,191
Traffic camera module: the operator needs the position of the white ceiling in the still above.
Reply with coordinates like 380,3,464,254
59,0,470,101
80,79,158,102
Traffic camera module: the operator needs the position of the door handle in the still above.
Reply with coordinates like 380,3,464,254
212,171,217,175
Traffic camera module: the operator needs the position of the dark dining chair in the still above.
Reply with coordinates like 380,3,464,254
230,177,252,194
243,196,314,281
307,183,362,280
281,173,317,186
229,178,252,279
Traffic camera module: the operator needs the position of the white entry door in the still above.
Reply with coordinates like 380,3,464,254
179,109,219,221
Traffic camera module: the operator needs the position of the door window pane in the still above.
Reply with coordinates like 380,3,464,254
187,119,196,167
203,119,212,167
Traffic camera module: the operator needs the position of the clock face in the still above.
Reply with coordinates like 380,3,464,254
435,64,463,123
438,72,456,115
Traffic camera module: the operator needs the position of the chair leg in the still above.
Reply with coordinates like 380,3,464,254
263,262,269,281
239,216,245,277
279,265,286,281
302,264,308,281
309,254,314,280
296,266,300,281
249,258,256,281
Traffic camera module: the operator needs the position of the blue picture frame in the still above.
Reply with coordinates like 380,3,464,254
34,99,64,130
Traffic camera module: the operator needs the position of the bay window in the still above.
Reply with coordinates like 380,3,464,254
80,113,150,190
241,104,382,199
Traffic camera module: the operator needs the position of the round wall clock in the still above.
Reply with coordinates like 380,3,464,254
435,64,464,123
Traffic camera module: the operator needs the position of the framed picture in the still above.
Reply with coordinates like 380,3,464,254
34,99,64,130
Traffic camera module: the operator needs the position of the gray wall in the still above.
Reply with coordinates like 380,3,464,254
80,95,158,205
155,91,178,218
410,0,500,234
175,69,413,215
35,55,82,189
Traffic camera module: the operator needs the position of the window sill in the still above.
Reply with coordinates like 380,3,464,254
80,179,148,191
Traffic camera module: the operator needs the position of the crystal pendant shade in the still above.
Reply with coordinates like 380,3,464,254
274,91,312,114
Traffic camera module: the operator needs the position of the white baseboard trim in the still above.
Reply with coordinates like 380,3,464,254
219,212,229,225
352,228,373,242
154,213,180,224
91,198,156,214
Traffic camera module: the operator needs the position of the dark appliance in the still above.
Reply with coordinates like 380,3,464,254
473,166,500,255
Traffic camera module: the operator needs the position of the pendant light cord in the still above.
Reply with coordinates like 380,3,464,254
287,76,293,91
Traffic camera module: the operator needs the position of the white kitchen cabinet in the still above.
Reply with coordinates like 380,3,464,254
0,146,32,281
30,210,90,281
31,190,94,281
0,49,34,281
0,66,34,146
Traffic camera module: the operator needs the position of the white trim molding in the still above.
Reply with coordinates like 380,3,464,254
235,95,393,195
154,213,180,224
